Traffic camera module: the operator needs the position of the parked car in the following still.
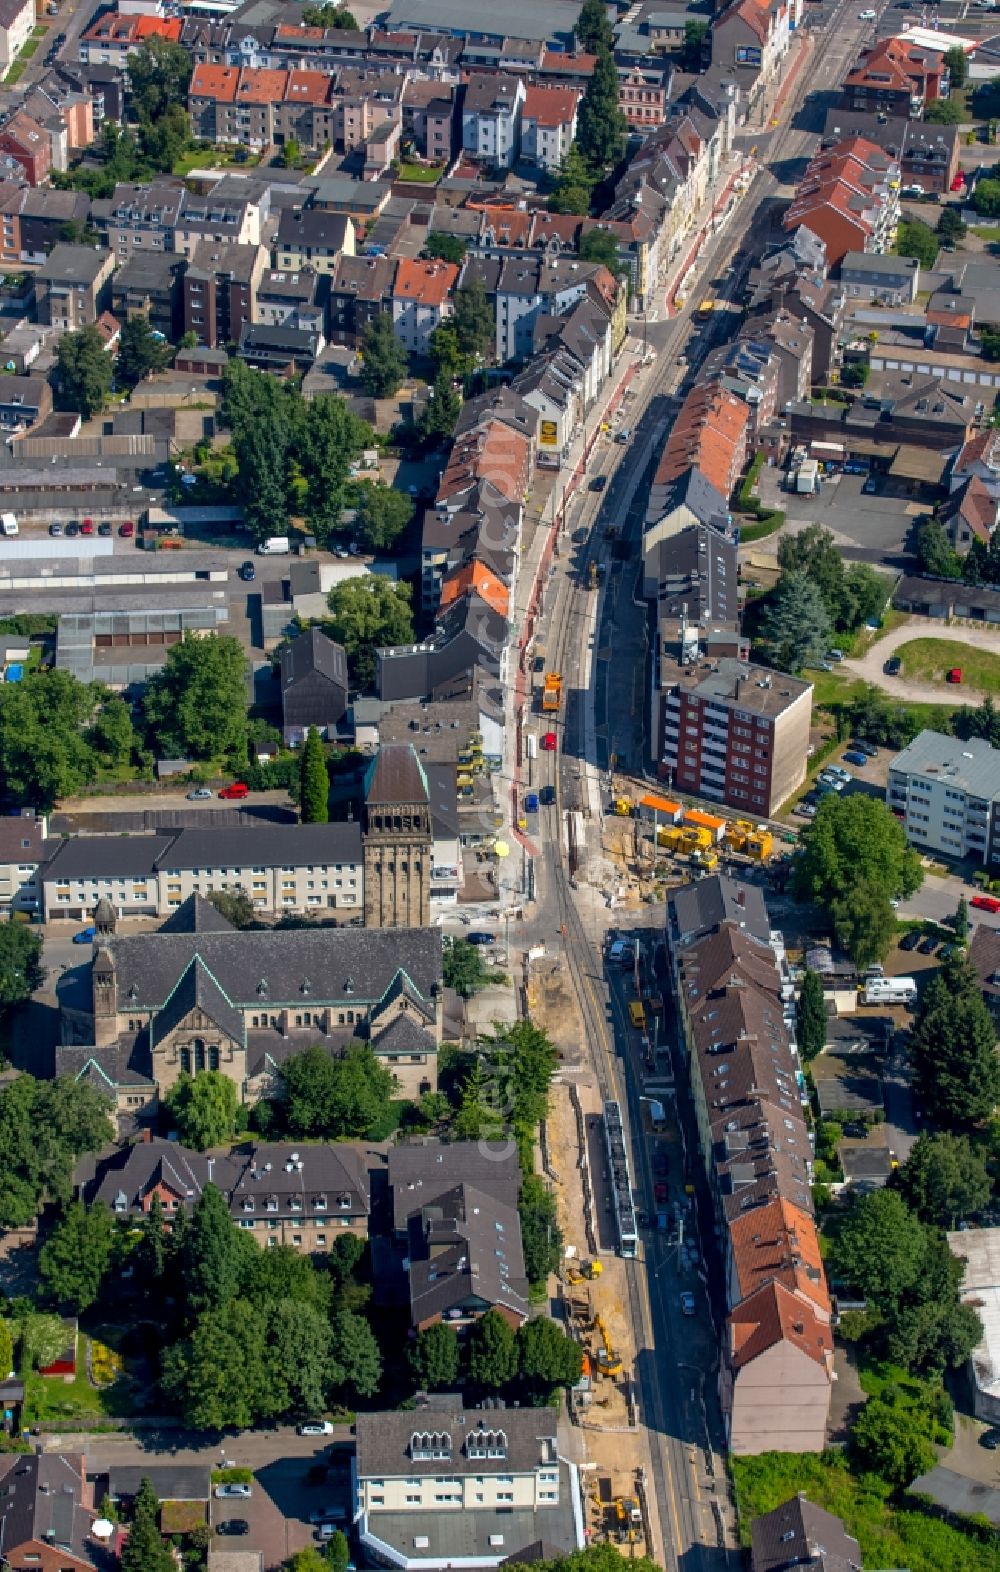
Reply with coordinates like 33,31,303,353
216,1520,250,1536
239,560,256,582
850,739,878,758
899,929,922,951
298,1420,336,1436
218,782,249,800
97,522,113,537
80,519,94,536
679,1291,696,1316
654,1181,668,1204
818,772,845,790
917,935,939,955
589,475,607,492
541,732,557,751
652,1152,668,1175
49,522,63,536
947,667,962,684
794,802,817,818
309,1508,348,1525
972,894,1000,914
862,477,878,494
214,1484,253,1499
65,522,80,537
826,649,845,662
572,527,588,543
187,787,213,800
539,785,556,806
73,926,96,944
981,1430,1000,1450
467,931,496,946
885,655,901,675
842,750,867,767
119,520,134,537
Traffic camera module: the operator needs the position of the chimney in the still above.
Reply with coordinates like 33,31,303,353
141,1128,152,1144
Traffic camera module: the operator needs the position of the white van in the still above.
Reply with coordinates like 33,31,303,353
256,536,290,555
862,975,917,1006
1,513,18,536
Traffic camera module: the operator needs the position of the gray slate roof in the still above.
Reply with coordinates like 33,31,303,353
669,873,771,948
750,1493,862,1572
356,1403,557,1479
388,1139,520,1233
0,1454,96,1567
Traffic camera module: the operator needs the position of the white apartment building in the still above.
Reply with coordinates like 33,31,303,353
461,73,525,169
355,1405,584,1570
888,729,1000,867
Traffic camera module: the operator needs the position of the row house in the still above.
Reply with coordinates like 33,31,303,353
513,287,617,464
617,63,671,131
22,74,95,167
0,185,90,266
784,135,900,267
111,250,187,340
182,240,267,349
840,35,948,119
461,72,525,169
483,254,610,364
520,84,579,172
712,0,789,105
328,250,396,344
656,379,751,498
97,178,263,263
666,876,832,1453
0,0,32,75
392,257,458,355
275,207,355,275
0,109,52,187
79,11,183,68
402,78,456,161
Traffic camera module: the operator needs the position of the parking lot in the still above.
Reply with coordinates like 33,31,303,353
756,466,922,564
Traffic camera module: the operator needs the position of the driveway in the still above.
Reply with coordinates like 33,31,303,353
842,616,1000,702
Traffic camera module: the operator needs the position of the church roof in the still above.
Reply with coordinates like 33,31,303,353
158,893,236,934
364,742,430,806
150,955,245,1048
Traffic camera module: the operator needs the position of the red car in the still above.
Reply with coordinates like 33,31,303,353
951,173,966,193
654,1182,668,1204
972,895,1000,914
947,668,962,684
119,520,134,538
80,519,94,536
219,782,249,800
541,732,557,752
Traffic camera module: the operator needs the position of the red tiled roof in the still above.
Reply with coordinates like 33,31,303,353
522,84,580,129
728,1200,831,1316
236,68,289,106
439,559,510,616
728,1280,834,1373
136,15,182,39
284,70,333,106
393,258,459,307
437,418,530,505
189,63,239,102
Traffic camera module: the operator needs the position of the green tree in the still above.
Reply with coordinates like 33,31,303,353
831,1189,929,1309
909,956,1000,1129
839,363,869,389
183,1183,252,1316
38,1200,114,1313
55,326,113,418
324,575,414,689
895,217,940,266
420,369,462,441
409,1321,461,1389
975,177,1000,218
0,1076,113,1229
302,2,358,22
330,1308,382,1399
137,103,191,174
429,319,468,380
325,1530,351,1572
915,517,962,579
132,1192,168,1291
468,1308,519,1389
831,878,899,969
443,939,490,998
0,925,43,1010
0,669,134,809
207,888,258,928
127,36,192,119
300,727,329,823
424,232,467,264
360,315,408,399
578,229,622,274
300,395,372,545
762,570,831,671
924,98,963,124
576,50,627,171
143,632,248,763
548,144,595,215
161,1298,272,1429
164,1072,242,1151
276,1043,397,1140
265,1298,335,1416
453,276,496,365
850,1391,937,1488
937,206,966,243
519,1174,562,1287
0,1320,12,1380
21,1312,72,1371
117,314,170,389
944,45,969,88
354,482,415,551
954,895,969,942
119,1476,174,1572
895,1132,991,1228
575,0,614,52
678,19,708,69
793,793,923,909
282,137,301,168
795,969,827,1061
516,1316,583,1392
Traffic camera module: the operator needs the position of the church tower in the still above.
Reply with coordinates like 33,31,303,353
362,743,432,929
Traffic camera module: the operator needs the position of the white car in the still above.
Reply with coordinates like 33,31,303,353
298,1420,336,1436
858,8,876,17
215,1483,253,1499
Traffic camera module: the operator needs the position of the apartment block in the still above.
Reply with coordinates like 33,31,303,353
888,730,1000,868
181,240,266,349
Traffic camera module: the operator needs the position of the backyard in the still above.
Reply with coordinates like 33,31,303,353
21,1329,140,1428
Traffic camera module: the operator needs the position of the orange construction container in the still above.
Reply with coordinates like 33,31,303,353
683,809,727,843
638,793,683,823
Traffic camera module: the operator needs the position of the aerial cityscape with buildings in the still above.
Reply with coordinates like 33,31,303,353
2,0,1000,1567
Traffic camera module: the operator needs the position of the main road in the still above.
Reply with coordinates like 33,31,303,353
520,5,877,1567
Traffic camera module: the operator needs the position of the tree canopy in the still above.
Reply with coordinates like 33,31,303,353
354,482,415,552
55,327,113,419
127,37,192,119
762,570,831,671
776,526,887,635
909,956,1000,1130
39,1200,115,1314
0,669,134,810
300,727,329,823
424,232,467,264
578,229,623,274
274,1043,397,1140
142,632,249,764
360,315,408,399
894,1132,991,1228
792,793,922,965
164,1072,243,1151
0,1077,114,1229
443,939,492,998
323,576,414,689
0,925,44,1011
119,1476,174,1572
795,969,827,1062
575,0,614,53
409,1321,461,1389
548,144,596,215
850,1390,937,1488
895,217,939,267
576,50,627,170
117,314,171,389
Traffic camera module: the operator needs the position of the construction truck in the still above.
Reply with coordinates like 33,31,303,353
594,1313,623,1377
655,825,686,851
614,1498,642,1529
542,674,562,711
587,560,599,589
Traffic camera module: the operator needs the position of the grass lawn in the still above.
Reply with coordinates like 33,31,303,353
731,1452,1000,1572
22,1334,137,1426
397,162,443,184
895,638,1000,694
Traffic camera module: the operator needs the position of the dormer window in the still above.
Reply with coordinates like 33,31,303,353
266,1198,279,1212
242,1198,255,1212
344,976,354,995
289,1197,302,1211
314,1195,327,1211
114,1190,128,1213
257,978,269,997
300,978,311,996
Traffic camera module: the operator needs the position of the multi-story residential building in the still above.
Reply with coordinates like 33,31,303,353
0,373,52,433
840,35,947,119
354,1402,584,1570
0,810,45,915
181,240,266,349
461,72,525,168
750,1495,862,1572
971,924,1000,1031
659,655,812,816
0,109,52,186
41,822,366,922
520,84,578,172
57,895,444,1120
783,136,900,266
0,0,34,74
111,251,187,340
0,1454,98,1572
280,626,350,745
79,10,182,67
34,243,114,331
328,251,396,344
275,208,355,275
617,63,670,130
101,179,186,263
712,0,789,105
888,730,1000,868
392,258,458,355
489,255,609,364
838,251,919,304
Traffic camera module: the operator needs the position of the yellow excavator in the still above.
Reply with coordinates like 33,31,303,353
594,1313,623,1377
566,1259,603,1284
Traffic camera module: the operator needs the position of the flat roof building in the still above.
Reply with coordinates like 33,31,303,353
888,729,1000,868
